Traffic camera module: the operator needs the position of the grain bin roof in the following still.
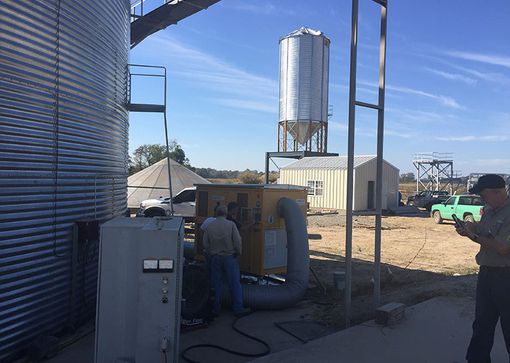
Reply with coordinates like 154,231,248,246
281,155,380,170
127,157,210,208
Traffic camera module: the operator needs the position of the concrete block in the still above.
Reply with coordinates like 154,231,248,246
375,302,405,325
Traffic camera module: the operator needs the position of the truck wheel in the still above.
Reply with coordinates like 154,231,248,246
464,214,475,223
144,207,166,217
433,211,443,224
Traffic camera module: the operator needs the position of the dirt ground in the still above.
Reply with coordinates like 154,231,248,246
304,209,480,328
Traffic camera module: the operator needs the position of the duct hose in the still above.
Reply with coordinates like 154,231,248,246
223,197,310,309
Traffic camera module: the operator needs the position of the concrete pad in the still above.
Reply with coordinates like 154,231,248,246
46,303,315,363
46,332,95,363
179,304,314,363
46,297,508,363
250,297,508,363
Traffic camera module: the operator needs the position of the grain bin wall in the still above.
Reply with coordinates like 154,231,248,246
279,27,330,145
0,1,130,361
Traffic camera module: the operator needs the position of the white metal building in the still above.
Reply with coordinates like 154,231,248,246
279,155,400,211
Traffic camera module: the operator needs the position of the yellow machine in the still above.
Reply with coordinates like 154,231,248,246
195,184,307,276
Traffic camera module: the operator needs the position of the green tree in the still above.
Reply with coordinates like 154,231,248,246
268,171,279,183
129,141,190,175
239,170,262,184
168,144,190,167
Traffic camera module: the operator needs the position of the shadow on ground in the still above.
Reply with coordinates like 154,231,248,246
305,252,477,328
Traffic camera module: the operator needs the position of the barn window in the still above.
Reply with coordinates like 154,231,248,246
307,180,323,196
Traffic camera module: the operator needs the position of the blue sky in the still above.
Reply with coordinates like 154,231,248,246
129,0,510,175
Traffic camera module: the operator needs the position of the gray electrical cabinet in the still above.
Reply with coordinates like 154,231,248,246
95,217,184,363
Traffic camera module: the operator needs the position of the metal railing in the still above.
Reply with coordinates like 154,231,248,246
127,64,175,215
130,0,174,20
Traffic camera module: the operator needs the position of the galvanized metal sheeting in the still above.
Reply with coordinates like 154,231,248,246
279,27,330,145
0,0,129,361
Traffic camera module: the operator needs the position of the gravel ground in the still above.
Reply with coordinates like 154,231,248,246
304,212,480,327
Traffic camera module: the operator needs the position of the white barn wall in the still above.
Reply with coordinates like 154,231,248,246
353,158,399,210
279,157,399,211
280,168,338,209
385,163,400,209
280,168,349,210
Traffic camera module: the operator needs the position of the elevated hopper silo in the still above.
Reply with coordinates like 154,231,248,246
278,27,330,152
0,1,129,360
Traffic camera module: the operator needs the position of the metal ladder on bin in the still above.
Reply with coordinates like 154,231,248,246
344,0,388,327
127,64,175,214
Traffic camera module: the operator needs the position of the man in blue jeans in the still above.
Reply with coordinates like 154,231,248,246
203,205,250,317
456,174,510,362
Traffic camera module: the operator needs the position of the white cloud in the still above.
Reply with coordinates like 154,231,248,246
328,121,348,132
211,98,276,113
387,84,462,109
330,82,378,96
424,67,477,85
446,63,510,86
384,129,413,139
227,3,296,16
148,35,278,112
386,107,447,123
329,121,412,139
358,80,462,109
446,50,510,69
435,135,510,142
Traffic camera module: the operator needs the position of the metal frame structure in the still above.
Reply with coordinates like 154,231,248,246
413,152,454,193
277,120,329,153
127,64,175,214
467,173,510,192
264,151,339,184
344,0,388,327
130,0,221,48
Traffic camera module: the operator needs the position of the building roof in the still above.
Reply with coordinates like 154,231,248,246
127,157,210,208
195,183,307,190
281,155,398,171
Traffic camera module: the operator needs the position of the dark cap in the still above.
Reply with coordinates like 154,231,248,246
469,174,506,194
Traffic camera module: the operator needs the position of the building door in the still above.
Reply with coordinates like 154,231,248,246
367,181,375,209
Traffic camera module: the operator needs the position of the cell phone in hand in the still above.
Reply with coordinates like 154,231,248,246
452,214,465,229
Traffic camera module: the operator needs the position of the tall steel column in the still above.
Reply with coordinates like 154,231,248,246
345,0,388,327
374,2,388,310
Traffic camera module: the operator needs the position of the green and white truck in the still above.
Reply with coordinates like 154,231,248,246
430,195,484,224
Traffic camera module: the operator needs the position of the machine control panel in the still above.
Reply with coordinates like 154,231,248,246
142,259,175,273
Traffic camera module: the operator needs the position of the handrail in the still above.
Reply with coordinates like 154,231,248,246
127,64,175,215
130,0,174,20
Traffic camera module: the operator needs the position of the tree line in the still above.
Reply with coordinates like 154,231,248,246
129,143,278,183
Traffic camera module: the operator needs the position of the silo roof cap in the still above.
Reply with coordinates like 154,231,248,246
286,27,323,37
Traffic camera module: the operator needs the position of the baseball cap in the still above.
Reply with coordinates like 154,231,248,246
469,174,506,194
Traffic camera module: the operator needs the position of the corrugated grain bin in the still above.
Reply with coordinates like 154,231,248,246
0,1,129,360
279,27,330,145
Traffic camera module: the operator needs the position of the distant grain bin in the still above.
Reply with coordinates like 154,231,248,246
278,27,330,152
0,1,129,361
